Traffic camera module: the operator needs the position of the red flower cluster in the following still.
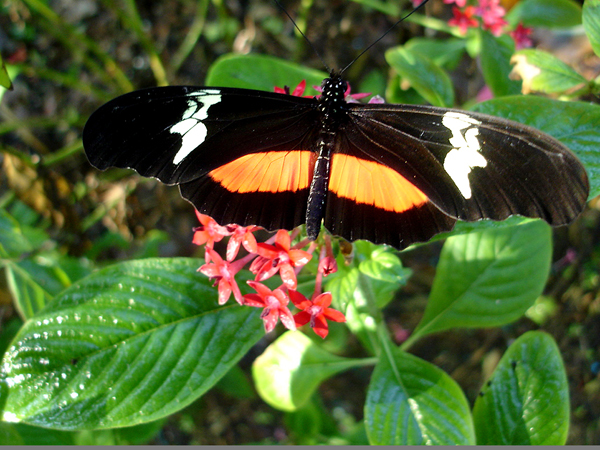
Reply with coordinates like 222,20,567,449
194,212,346,338
413,0,533,48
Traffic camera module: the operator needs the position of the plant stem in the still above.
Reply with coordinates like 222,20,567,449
170,0,210,77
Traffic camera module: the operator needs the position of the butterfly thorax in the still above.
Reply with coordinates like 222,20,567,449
318,74,349,124
305,74,350,240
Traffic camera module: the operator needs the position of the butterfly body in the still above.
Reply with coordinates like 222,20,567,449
83,73,589,249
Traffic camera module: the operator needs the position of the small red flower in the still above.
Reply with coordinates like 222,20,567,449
193,211,230,260
251,230,312,289
475,0,507,36
448,6,479,35
225,224,260,261
274,80,310,97
290,290,346,339
199,248,244,305
443,0,467,7
510,22,533,49
318,256,337,276
243,281,296,332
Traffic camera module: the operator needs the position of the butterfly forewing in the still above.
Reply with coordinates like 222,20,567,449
83,87,319,183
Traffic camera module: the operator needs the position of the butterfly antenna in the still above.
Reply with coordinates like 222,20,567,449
273,0,331,73
340,0,430,74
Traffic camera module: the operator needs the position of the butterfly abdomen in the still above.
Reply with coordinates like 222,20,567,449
305,75,351,240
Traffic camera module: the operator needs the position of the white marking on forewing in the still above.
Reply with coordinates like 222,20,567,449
442,112,486,199
170,92,222,164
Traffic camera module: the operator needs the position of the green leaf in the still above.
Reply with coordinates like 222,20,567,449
0,422,24,445
473,97,600,199
385,47,454,107
506,0,582,28
473,331,569,445
284,396,339,444
479,30,521,97
404,37,466,70
365,348,474,445
205,54,327,94
583,0,600,58
511,49,587,94
215,364,256,399
4,260,58,319
325,255,359,311
111,419,166,445
410,220,551,341
0,56,15,93
5,424,76,445
0,209,49,259
4,254,90,320
357,245,411,309
1,258,264,430
252,331,372,411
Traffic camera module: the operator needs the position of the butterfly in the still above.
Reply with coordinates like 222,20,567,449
82,72,589,250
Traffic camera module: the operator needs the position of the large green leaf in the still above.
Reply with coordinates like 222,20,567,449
473,331,569,445
409,220,551,342
365,348,474,445
506,0,582,28
404,37,466,70
583,0,600,58
385,47,454,107
205,53,327,94
252,331,371,412
1,258,263,430
479,31,521,97
511,49,587,94
473,97,600,199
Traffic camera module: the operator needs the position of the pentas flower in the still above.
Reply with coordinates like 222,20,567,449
448,6,479,35
274,79,309,97
243,281,296,333
444,0,513,38
192,211,345,337
193,211,230,261
475,0,507,36
511,22,533,49
444,0,467,7
199,248,245,305
289,290,346,338
225,224,260,261
251,229,312,290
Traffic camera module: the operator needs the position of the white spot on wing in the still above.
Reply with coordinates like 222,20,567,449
442,111,486,199
170,91,222,164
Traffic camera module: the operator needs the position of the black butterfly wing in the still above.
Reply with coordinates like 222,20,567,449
341,103,588,226
83,87,321,231
321,131,457,248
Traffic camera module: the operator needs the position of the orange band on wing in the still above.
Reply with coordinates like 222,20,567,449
330,154,428,212
209,151,313,193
